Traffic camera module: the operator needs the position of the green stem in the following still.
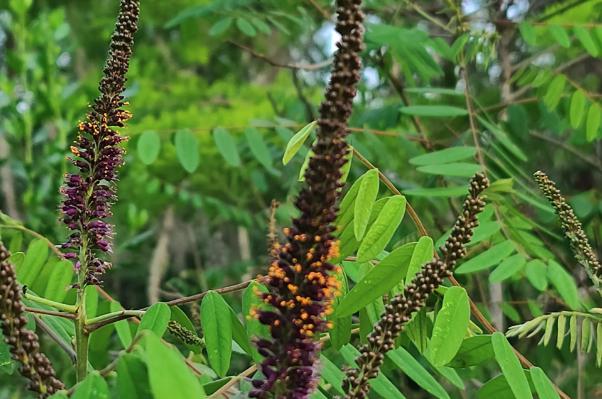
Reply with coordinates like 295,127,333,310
85,310,145,326
23,293,77,313
75,239,89,383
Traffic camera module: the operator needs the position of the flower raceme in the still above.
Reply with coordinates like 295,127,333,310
250,1,365,398
58,0,139,286
0,242,65,398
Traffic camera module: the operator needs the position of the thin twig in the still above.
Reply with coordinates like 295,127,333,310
208,364,258,399
25,307,76,320
0,225,64,259
32,314,77,365
306,0,331,20
227,40,333,71
529,131,602,172
161,279,257,308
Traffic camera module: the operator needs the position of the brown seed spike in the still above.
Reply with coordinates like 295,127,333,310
337,173,489,399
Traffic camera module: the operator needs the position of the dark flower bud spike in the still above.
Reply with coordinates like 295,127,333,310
0,242,66,398
58,0,140,287
534,171,602,295
339,173,490,399
250,1,364,398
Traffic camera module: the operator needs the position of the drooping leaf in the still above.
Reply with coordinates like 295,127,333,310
574,26,598,56
544,75,566,111
455,241,515,274
400,105,467,117
556,314,567,349
447,335,494,368
586,104,601,142
8,231,22,254
245,127,272,170
530,367,561,399
71,372,109,399
477,117,528,162
175,129,199,173
489,254,526,283
518,23,537,46
6,252,24,270
146,333,205,398
250,18,271,35
405,307,429,353
209,17,233,36
531,69,552,88
213,127,240,167
387,347,450,399
477,371,534,399
138,303,170,338
525,260,548,291
356,195,406,262
111,301,132,349
491,332,533,399
319,355,346,396
137,131,161,165
430,287,470,366
201,291,233,377
549,24,570,48
547,260,580,309
44,260,74,303
235,18,256,37
409,147,477,166
229,307,253,357
570,90,586,128
117,354,153,399
283,121,316,165
337,242,416,317
404,87,464,96
18,239,49,286
354,169,379,240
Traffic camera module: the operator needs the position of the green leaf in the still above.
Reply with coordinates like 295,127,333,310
447,335,494,368
339,345,407,399
71,372,109,399
404,87,463,96
44,260,73,303
525,260,548,291
137,131,161,165
147,333,205,398
477,117,528,162
334,170,364,230
201,291,232,377
404,187,469,197
202,377,233,395
245,127,272,170
530,367,561,399
387,347,450,399
557,314,567,349
570,90,586,128
267,16,290,35
354,169,379,240
175,129,199,173
111,301,132,349
319,355,346,396
117,354,153,399
570,315,578,352
492,332,533,399
18,239,49,286
586,104,601,142
597,322,602,366
468,221,502,247
405,307,429,353
213,127,240,167
7,252,24,270
9,231,22,253
170,306,202,354
574,26,598,56
235,18,256,37
544,75,566,111
400,105,467,117
477,372,534,399
549,24,570,48
282,121,316,165
531,69,552,88
328,268,351,351
489,254,527,283
547,260,580,309
250,17,271,35
409,147,477,166
356,195,406,262
581,318,591,354
85,285,98,319
417,163,481,177
209,17,232,36
243,282,270,363
518,23,537,46
138,303,170,338
47,393,68,399
543,315,555,346
430,287,470,367
406,236,433,282
455,241,515,274
337,242,416,317
229,307,253,357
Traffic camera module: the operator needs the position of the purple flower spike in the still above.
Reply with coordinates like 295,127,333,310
58,0,139,287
